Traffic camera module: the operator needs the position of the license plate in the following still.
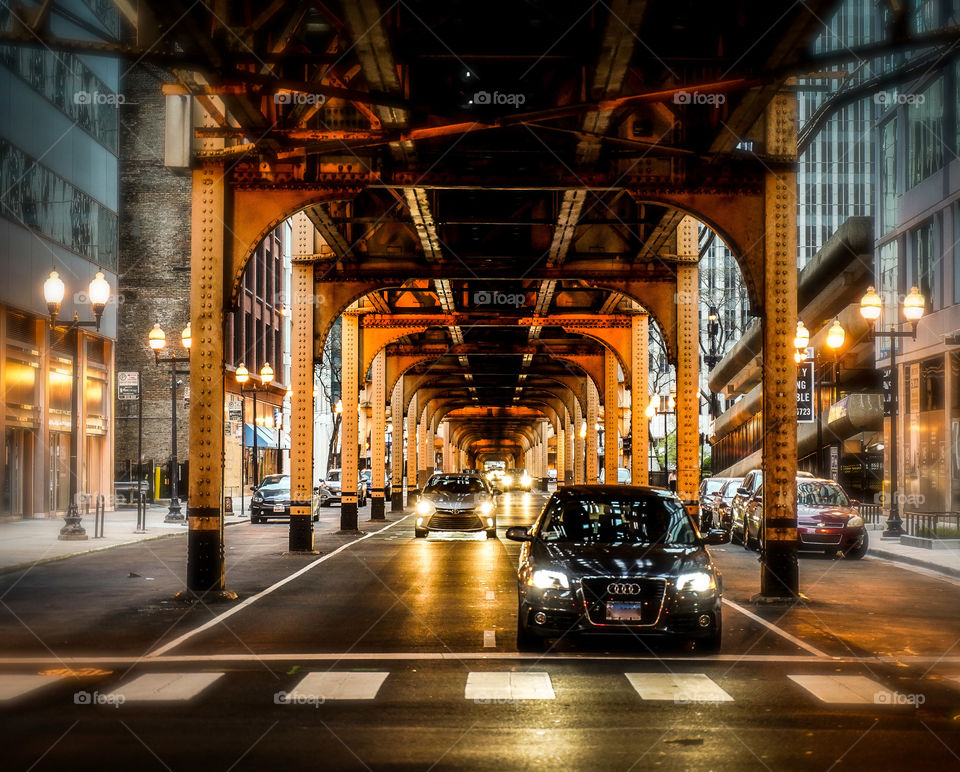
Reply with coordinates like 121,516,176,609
273,505,285,512
606,601,645,622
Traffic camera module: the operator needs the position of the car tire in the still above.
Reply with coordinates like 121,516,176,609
744,524,756,550
414,529,427,539
698,626,722,653
843,531,869,560
251,514,261,524
516,609,544,652
486,529,497,539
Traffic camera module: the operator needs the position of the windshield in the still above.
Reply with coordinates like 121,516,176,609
797,481,850,507
703,479,726,495
721,480,742,500
424,476,486,494
539,495,697,546
258,477,289,495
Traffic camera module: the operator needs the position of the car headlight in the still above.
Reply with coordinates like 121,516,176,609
416,517,424,526
486,518,494,527
529,569,569,590
520,474,531,487
676,572,715,592
252,494,263,503
846,515,863,528
479,500,494,516
503,474,513,487
415,500,436,516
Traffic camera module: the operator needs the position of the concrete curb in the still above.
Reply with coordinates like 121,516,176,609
866,543,960,581
0,517,250,577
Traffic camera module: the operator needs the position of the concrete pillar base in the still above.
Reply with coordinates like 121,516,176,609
391,492,404,511
288,515,314,552
340,502,358,531
370,496,385,521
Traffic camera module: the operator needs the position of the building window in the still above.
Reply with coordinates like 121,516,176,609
879,117,897,234
910,218,938,311
907,77,944,188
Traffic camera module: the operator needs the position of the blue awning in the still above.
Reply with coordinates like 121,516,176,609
244,423,278,447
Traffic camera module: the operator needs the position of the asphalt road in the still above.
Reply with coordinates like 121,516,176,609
4,491,960,770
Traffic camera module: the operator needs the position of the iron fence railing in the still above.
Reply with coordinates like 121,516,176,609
856,503,883,525
903,511,960,539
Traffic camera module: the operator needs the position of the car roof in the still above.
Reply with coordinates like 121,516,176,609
553,484,674,497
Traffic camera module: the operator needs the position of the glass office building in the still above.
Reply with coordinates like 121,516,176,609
0,1,120,519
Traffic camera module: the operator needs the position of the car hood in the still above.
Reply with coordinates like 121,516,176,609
423,491,485,509
325,480,342,492
798,505,857,526
533,541,709,578
257,489,289,503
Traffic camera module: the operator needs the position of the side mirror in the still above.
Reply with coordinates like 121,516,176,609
849,499,860,506
505,526,532,542
493,486,504,495
737,487,750,496
250,485,257,492
705,529,730,545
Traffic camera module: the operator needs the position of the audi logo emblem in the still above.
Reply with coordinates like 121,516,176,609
607,582,642,595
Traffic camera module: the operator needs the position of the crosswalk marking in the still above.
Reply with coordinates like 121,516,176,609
287,672,388,701
788,675,893,705
465,672,555,701
108,672,223,702
0,674,61,702
625,673,733,703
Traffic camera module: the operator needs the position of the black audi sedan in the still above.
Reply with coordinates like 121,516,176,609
506,485,728,651
250,474,327,524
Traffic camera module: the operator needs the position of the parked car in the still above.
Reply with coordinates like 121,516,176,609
698,477,732,530
729,470,763,544
359,469,392,496
415,473,498,538
709,478,743,532
507,485,728,651
323,468,367,507
599,467,632,485
743,477,868,558
250,474,326,524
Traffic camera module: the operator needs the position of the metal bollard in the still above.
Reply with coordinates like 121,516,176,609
135,491,147,534
94,494,105,538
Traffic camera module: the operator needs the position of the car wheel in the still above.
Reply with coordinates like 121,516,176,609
744,524,756,550
251,514,261,524
730,521,742,545
697,624,722,653
312,513,319,522
415,528,427,539
486,529,497,539
843,531,869,560
516,608,544,652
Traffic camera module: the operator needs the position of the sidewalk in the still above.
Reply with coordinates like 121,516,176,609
0,505,250,575
865,530,960,580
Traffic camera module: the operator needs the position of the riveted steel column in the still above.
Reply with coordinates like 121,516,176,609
289,260,315,550
406,392,418,505
186,165,226,592
586,378,599,483
631,314,649,485
540,420,550,490
341,310,360,531
571,401,581,484
417,408,428,487
390,375,404,511
604,349,619,484
676,260,700,506
425,422,435,478
370,350,386,521
760,93,800,598
556,417,565,487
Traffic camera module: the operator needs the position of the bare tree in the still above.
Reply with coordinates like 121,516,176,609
318,317,342,470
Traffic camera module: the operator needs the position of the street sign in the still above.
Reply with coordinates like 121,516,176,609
228,396,242,421
118,371,140,401
796,359,815,423
829,446,839,481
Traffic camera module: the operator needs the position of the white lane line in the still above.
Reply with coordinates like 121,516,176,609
148,515,410,657
723,598,829,658
483,630,496,648
465,672,555,700
285,672,388,701
108,672,223,702
625,673,733,703
485,591,496,601
788,675,894,705
0,674,62,701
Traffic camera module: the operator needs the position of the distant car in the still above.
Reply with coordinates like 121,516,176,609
709,478,743,532
415,473,498,538
359,469,391,496
730,470,763,544
502,469,533,491
599,468,632,485
250,474,324,524
698,477,733,530
507,485,728,651
323,468,367,507
743,478,868,558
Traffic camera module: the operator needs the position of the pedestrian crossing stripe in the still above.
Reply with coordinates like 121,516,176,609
625,673,733,703
107,672,223,702
285,672,388,701
465,672,555,701
0,674,62,702
788,675,895,705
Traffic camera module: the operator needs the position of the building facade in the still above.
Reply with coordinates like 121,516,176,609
0,1,121,519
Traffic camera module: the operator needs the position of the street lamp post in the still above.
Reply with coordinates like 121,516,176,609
858,285,926,538
43,269,111,540
236,362,274,495
703,306,722,420
647,393,676,488
148,322,191,522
